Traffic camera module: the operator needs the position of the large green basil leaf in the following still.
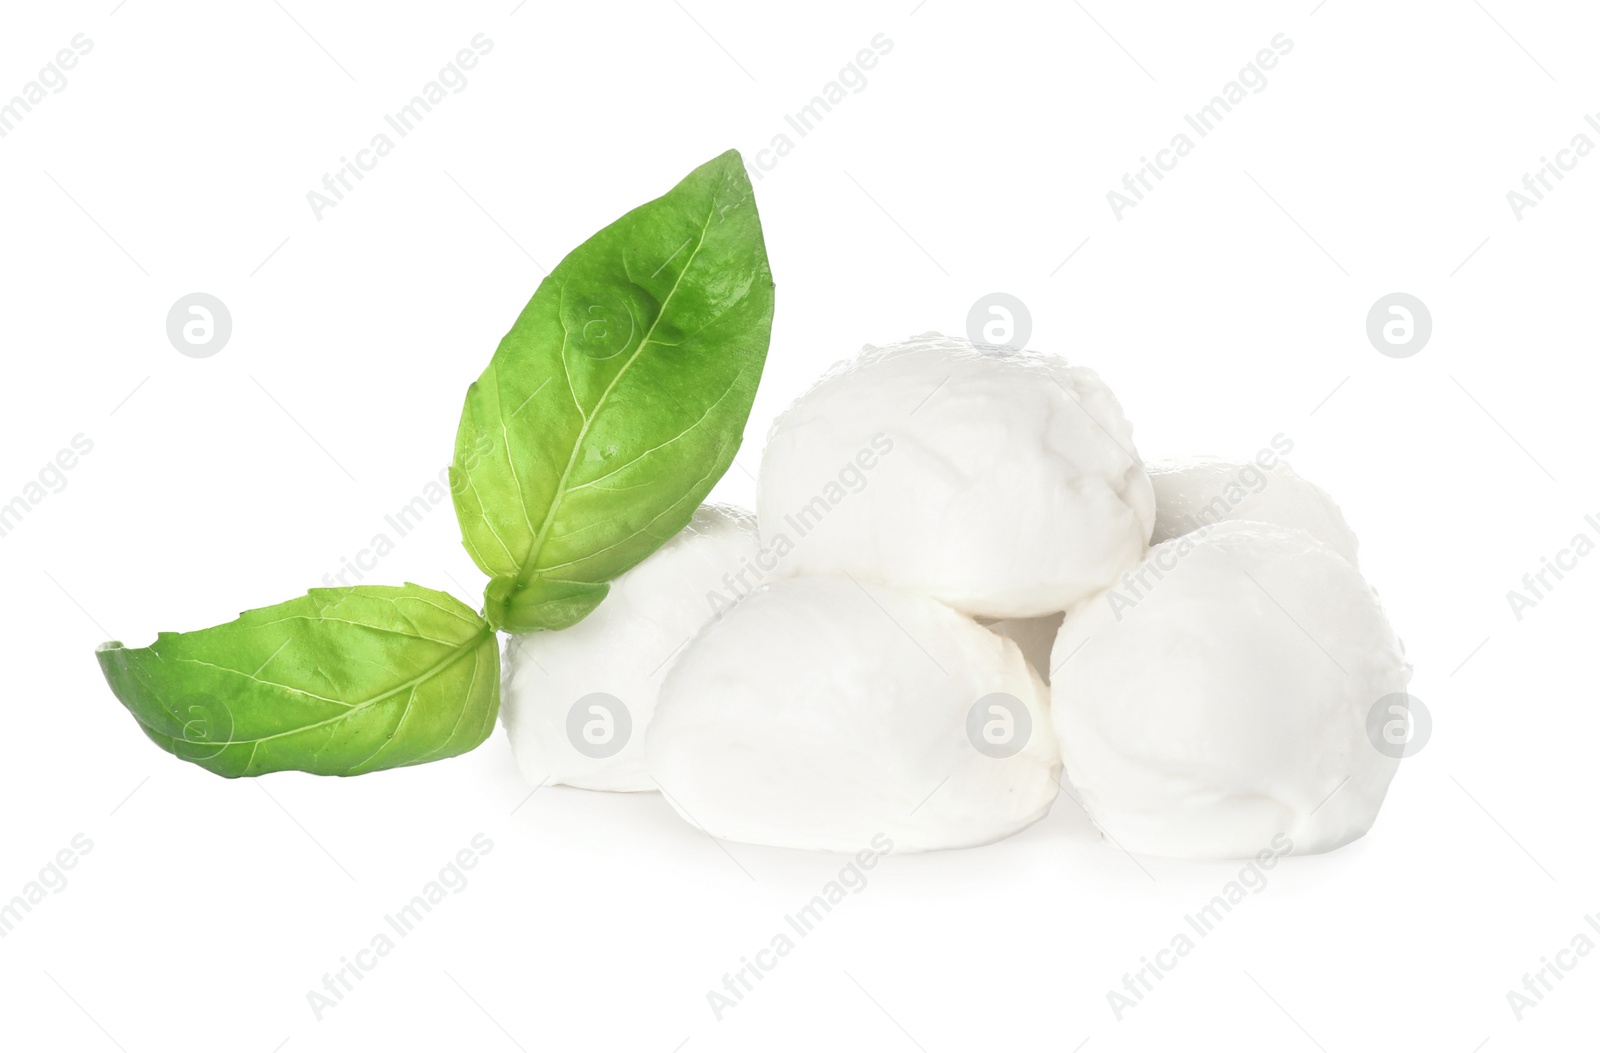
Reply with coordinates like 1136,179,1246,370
451,150,774,633
95,583,498,778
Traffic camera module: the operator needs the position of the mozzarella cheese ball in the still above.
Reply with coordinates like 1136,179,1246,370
1147,455,1360,567
1052,521,1409,859
646,575,1061,852
757,333,1155,618
500,504,761,792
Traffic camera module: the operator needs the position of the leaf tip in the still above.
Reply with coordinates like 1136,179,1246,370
699,148,754,191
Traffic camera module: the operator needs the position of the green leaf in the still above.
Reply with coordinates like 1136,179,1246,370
451,149,775,633
95,583,499,778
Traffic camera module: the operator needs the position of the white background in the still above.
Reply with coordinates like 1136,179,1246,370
2,0,1596,1050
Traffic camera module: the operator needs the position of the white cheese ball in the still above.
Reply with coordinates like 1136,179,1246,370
646,575,1061,853
1052,521,1409,859
757,333,1154,618
500,504,761,792
1148,455,1360,567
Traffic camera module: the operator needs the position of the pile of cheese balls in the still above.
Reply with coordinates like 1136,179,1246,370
502,334,1411,859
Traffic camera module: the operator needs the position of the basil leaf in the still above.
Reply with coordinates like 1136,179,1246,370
451,150,774,633
95,583,499,778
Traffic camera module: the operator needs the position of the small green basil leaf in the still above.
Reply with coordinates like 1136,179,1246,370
483,576,609,635
95,583,499,778
452,149,774,633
